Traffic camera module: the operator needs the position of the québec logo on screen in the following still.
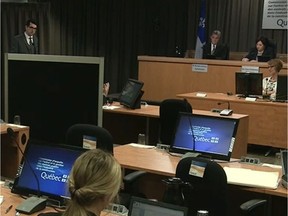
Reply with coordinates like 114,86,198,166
194,136,219,143
40,172,68,183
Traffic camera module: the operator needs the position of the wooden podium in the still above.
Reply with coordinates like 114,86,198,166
1,124,30,179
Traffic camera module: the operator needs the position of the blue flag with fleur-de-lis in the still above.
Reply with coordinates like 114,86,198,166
194,0,206,58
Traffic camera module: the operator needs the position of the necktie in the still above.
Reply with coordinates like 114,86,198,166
212,44,216,54
29,37,33,45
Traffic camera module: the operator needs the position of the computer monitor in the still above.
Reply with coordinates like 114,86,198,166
170,112,239,161
119,79,144,109
235,72,263,97
281,150,287,188
4,53,104,143
128,196,188,216
275,74,288,102
11,140,87,206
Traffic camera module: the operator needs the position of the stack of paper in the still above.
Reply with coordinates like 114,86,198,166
224,167,280,189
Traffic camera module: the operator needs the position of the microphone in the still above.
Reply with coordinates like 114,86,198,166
217,101,233,116
7,128,47,214
217,101,230,110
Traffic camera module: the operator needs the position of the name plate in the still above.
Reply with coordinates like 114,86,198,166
196,92,207,97
241,66,260,73
245,97,257,101
192,64,208,72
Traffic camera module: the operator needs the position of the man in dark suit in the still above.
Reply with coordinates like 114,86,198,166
202,30,229,60
10,19,39,54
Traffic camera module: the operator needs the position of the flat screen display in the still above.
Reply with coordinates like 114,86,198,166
235,72,263,97
4,54,104,143
128,196,188,216
119,79,144,109
170,112,239,161
11,140,87,205
275,74,288,102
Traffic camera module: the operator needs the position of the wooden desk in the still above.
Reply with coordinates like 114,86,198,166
114,144,287,216
1,124,30,179
177,92,288,148
138,56,288,101
103,103,249,159
114,144,287,198
0,187,119,216
103,104,160,144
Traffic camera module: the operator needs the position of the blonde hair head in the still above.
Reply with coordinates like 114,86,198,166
63,149,122,216
268,59,283,72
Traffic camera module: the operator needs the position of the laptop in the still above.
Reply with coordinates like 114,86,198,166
128,196,188,216
169,112,239,161
11,139,87,206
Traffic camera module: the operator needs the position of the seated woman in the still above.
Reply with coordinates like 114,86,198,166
242,36,274,62
63,149,122,216
263,59,283,100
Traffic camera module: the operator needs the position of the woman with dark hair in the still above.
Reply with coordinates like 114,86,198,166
242,36,274,62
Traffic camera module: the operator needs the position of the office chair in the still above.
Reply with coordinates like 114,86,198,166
65,123,114,153
159,99,192,145
224,44,230,60
175,156,228,216
65,124,146,208
268,39,277,59
240,199,268,216
174,157,268,216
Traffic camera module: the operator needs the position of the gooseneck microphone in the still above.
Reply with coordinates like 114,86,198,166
217,101,230,110
217,101,233,116
7,128,47,214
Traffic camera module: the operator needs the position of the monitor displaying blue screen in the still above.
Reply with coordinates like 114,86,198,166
12,140,87,205
170,112,239,161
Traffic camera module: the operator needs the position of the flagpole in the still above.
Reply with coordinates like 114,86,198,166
194,0,206,59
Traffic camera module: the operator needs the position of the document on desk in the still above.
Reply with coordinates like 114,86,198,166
102,105,121,110
224,167,280,189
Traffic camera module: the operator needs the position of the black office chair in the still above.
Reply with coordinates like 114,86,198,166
65,124,146,208
159,99,192,145
175,156,227,216
240,199,268,216
267,39,277,59
66,123,114,153
173,157,268,216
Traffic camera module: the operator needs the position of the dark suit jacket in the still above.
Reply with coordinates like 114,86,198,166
10,33,39,54
244,47,274,61
202,43,229,60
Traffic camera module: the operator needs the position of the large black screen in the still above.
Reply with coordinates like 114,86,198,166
276,74,288,102
4,54,104,143
235,72,263,97
119,79,144,109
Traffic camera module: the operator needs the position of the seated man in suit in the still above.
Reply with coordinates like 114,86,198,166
202,30,229,60
10,19,39,54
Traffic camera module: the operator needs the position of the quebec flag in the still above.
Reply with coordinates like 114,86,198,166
194,0,206,58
